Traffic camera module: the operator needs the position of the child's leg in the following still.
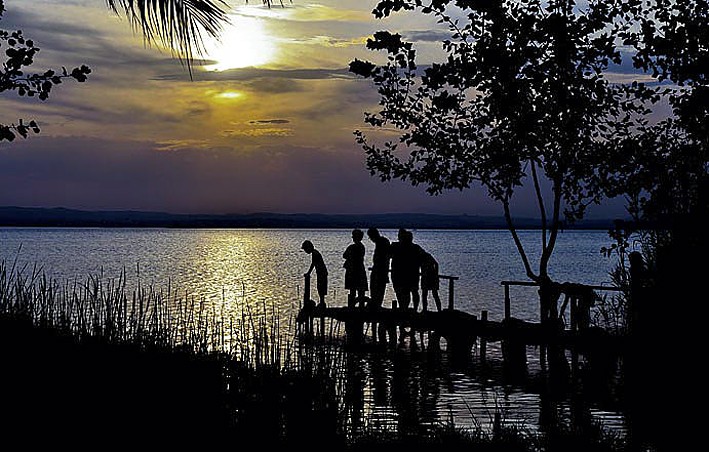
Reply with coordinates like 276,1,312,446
433,289,442,311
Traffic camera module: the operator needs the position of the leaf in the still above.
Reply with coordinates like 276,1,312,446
349,59,376,77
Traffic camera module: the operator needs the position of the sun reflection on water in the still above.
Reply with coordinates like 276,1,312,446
0,228,625,436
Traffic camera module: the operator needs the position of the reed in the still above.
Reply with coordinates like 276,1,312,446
0,258,348,444
0,258,631,450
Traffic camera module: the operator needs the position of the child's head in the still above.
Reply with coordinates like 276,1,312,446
301,240,314,253
352,228,364,242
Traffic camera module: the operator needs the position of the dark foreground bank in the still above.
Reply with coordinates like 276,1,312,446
0,314,637,451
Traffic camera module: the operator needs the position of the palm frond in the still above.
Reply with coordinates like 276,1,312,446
106,0,229,74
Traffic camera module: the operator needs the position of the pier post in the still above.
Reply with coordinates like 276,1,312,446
628,251,645,337
448,334,474,364
428,332,441,352
504,284,511,321
502,339,527,376
302,274,314,336
345,321,363,346
448,278,455,310
570,296,577,332
480,310,488,363
303,273,310,307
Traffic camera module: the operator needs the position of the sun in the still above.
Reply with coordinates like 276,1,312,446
202,14,275,71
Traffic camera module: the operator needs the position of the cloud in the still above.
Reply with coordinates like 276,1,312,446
184,101,213,118
0,1,637,220
242,78,304,94
288,35,370,48
248,119,291,125
155,139,214,151
4,3,161,70
403,30,453,42
0,135,507,215
221,119,295,138
234,4,372,23
222,128,293,137
160,67,354,82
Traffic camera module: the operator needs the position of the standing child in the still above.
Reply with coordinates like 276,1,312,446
367,227,390,310
420,250,442,312
302,240,328,308
343,229,368,308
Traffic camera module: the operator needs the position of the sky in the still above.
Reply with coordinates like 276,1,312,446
0,0,637,218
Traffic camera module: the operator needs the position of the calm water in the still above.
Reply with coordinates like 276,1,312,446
0,228,624,434
0,228,617,320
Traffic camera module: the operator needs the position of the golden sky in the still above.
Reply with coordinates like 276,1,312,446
0,0,632,217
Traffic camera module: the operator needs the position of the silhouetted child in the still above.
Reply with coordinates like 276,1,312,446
367,227,390,310
391,229,423,311
389,228,408,310
390,228,422,344
302,240,328,308
421,251,442,312
343,228,368,308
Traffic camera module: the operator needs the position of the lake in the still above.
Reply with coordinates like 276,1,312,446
0,227,626,435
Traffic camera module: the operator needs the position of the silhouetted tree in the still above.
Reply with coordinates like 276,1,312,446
349,0,647,291
1,0,236,142
105,0,229,73
607,0,708,232
609,3,708,450
0,1,91,142
106,1,291,72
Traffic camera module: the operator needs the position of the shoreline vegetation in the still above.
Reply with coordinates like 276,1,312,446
0,206,621,229
0,259,634,450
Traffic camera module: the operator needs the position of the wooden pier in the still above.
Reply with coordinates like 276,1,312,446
297,274,625,371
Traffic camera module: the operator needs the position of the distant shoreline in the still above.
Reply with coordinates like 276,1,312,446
0,206,622,230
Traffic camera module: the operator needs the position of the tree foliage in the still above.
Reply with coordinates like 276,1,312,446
0,1,91,142
105,0,229,73
350,0,648,282
0,0,236,143
611,0,708,226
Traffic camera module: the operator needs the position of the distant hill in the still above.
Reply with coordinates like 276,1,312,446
0,206,619,229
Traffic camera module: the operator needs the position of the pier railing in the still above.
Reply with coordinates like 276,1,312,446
303,273,621,327
500,280,623,330
439,274,459,310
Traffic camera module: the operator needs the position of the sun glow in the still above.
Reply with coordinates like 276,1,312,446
216,91,243,99
202,14,275,71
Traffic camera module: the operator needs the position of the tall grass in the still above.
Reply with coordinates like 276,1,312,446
0,257,350,444
0,258,632,450
0,257,293,361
